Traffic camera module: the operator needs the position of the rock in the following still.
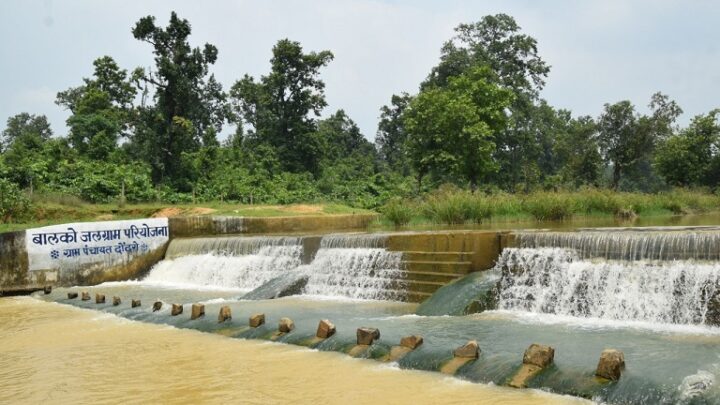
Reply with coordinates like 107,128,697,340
242,273,309,300
218,306,232,323
171,304,183,316
400,335,424,350
316,319,336,338
190,303,205,320
67,292,78,299
453,340,480,359
249,313,265,328
279,317,295,333
523,344,555,368
595,349,625,381
95,294,105,304
152,301,162,312
81,291,90,301
112,296,121,306
132,299,141,308
356,327,380,345
43,286,52,295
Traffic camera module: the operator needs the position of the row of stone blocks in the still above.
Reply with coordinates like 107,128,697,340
66,291,625,385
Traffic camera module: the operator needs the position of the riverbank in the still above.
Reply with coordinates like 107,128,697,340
0,296,586,405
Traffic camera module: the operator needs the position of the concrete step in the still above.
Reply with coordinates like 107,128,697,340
405,280,448,295
406,291,433,303
402,251,474,262
403,260,473,274
404,270,465,283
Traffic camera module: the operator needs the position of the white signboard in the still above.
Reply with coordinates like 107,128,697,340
25,218,169,271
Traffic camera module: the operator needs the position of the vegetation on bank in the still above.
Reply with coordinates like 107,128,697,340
2,13,720,230
380,187,720,226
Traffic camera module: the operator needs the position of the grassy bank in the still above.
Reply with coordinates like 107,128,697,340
380,188,720,226
0,200,372,233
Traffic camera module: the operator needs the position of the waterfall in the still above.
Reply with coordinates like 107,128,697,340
143,236,303,290
495,247,720,325
141,233,405,300
517,229,720,261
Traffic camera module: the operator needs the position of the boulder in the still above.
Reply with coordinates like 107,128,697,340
249,313,265,328
279,317,295,333
218,306,232,323
400,335,424,350
523,344,555,368
43,286,52,295
67,292,78,299
356,327,380,345
316,319,336,338
95,294,105,304
112,296,121,306
81,291,90,301
132,299,141,308
190,304,205,320
453,340,480,359
171,304,183,316
152,301,163,312
595,349,625,381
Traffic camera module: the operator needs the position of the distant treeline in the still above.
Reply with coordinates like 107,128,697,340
1,12,719,222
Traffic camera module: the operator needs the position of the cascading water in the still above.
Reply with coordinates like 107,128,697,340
143,236,303,290
301,234,405,300
141,233,405,299
496,230,720,326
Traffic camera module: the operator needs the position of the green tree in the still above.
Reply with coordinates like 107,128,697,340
0,113,53,188
131,12,228,187
654,110,720,187
375,93,412,173
230,39,333,175
554,114,602,187
404,67,512,190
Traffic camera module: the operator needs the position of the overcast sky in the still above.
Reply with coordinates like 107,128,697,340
1,0,719,141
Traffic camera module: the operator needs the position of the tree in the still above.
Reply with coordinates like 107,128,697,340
554,114,602,187
1,113,53,188
654,110,720,187
375,93,412,173
131,12,228,187
404,67,512,190
230,39,334,175
597,101,648,189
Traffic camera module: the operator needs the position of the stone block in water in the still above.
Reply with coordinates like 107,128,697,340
132,299,141,308
67,292,78,299
81,291,90,301
191,304,205,320
112,296,121,306
43,286,52,295
595,349,625,381
152,301,162,312
400,335,424,350
279,317,295,333
171,304,183,316
95,294,105,304
523,344,554,368
249,313,265,328
316,319,336,338
453,340,480,359
356,327,380,345
218,306,232,323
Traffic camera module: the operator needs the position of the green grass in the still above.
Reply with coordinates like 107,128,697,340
380,188,720,226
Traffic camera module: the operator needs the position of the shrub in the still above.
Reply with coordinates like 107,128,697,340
0,179,31,222
522,192,574,221
381,198,415,227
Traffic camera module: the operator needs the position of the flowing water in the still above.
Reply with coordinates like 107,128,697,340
0,296,585,405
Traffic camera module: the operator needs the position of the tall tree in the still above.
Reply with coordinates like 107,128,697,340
375,93,412,174
404,67,512,190
131,12,228,187
230,39,334,175
554,114,602,187
0,113,53,188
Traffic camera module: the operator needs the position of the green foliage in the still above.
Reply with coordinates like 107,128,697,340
0,178,30,222
380,198,415,227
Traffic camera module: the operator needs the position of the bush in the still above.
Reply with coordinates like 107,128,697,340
381,198,415,226
0,179,31,222
521,192,575,221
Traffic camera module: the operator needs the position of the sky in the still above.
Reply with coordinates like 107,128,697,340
1,0,719,141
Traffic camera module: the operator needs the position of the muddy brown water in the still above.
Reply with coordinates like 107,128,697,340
0,297,588,405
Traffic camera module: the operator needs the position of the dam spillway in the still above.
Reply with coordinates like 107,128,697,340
9,220,720,404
